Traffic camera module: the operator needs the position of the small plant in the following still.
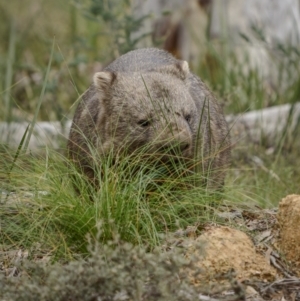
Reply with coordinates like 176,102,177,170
0,233,244,301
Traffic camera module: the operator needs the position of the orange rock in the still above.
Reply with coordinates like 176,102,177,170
185,226,277,287
277,194,300,276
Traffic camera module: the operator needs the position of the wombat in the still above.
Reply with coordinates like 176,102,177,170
67,48,230,189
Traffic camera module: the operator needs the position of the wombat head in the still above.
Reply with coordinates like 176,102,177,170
90,61,200,162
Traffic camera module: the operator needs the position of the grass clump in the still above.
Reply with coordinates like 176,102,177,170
0,145,218,260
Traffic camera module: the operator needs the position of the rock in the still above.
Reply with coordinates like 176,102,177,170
245,286,264,301
185,226,277,287
277,194,300,276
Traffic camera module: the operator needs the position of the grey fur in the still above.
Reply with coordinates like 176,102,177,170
67,48,230,189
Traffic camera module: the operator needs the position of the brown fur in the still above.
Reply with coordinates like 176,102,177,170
67,48,230,189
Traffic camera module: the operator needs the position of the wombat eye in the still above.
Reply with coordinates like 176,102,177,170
138,119,151,127
184,114,191,123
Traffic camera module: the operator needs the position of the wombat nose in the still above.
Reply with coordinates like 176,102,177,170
179,141,190,152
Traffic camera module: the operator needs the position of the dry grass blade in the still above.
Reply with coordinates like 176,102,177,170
4,20,16,124
22,37,55,153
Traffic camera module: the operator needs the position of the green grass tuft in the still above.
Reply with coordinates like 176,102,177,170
0,146,223,260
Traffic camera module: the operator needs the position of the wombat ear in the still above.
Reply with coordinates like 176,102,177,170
154,61,190,80
93,71,116,92
176,61,190,80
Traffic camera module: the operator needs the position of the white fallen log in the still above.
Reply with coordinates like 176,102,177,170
227,102,300,145
0,121,71,150
0,102,299,151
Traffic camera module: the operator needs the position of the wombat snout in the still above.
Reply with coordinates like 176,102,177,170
154,130,193,159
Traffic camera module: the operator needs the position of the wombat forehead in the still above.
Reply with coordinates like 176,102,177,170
117,71,185,90
112,85,194,116
114,72,192,103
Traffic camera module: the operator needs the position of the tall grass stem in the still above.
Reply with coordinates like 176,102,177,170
23,37,55,153
4,21,16,124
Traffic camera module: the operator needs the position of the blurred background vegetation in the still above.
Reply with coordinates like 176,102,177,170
0,0,151,123
1,0,300,123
